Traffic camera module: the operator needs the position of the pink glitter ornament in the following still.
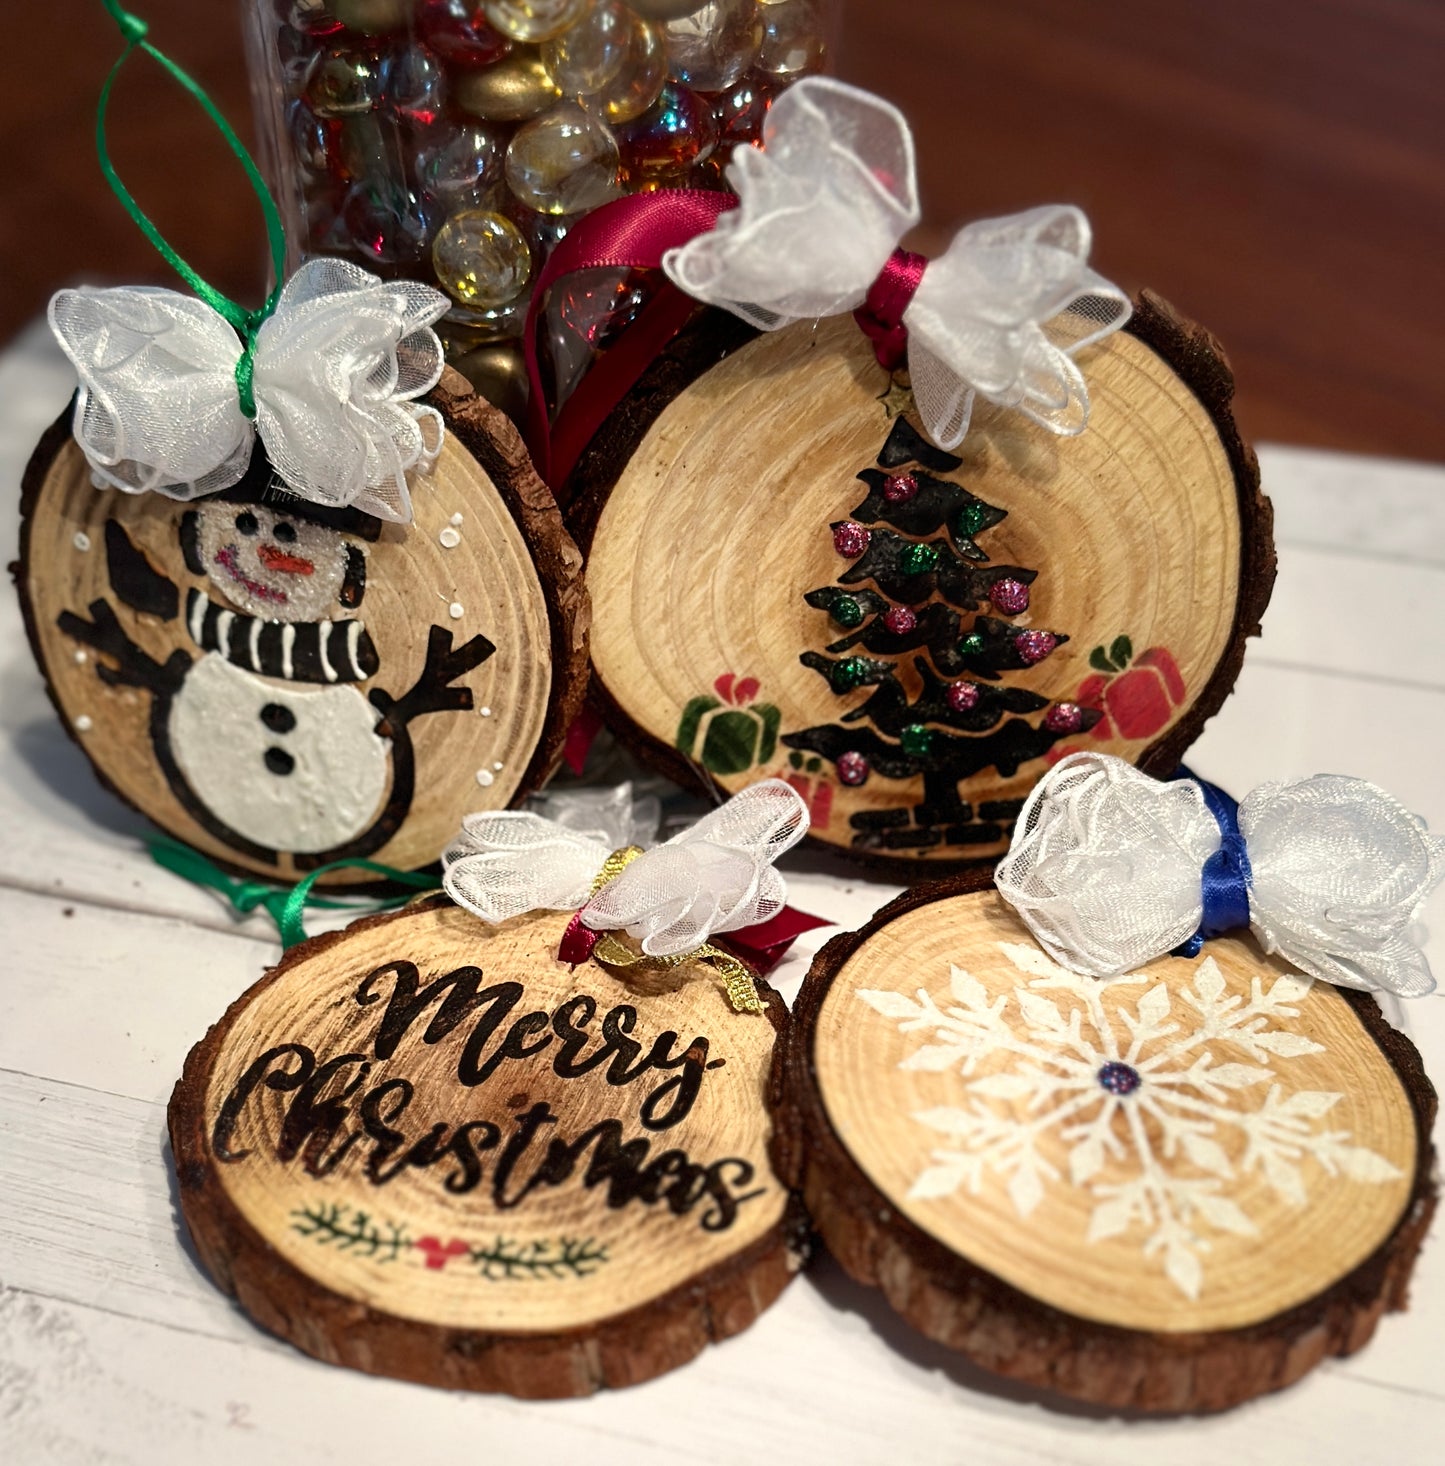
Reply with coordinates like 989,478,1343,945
883,472,918,504
833,521,870,557
1044,702,1085,734
882,605,917,635
946,680,980,713
837,751,870,786
991,578,1030,615
1015,630,1058,666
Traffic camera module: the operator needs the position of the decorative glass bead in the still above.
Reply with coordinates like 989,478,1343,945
631,0,711,18
482,0,589,45
580,18,667,125
1015,630,1059,666
336,111,408,185
898,541,939,576
415,121,506,203
339,181,433,265
946,680,980,713
833,657,869,691
711,70,774,146
958,631,985,657
325,0,411,34
276,25,323,96
1043,702,1084,735
830,594,864,630
883,605,917,635
454,54,563,121
306,44,386,117
883,472,918,503
542,0,631,94
279,0,343,38
991,578,1030,615
954,501,989,538
382,46,449,127
415,0,513,67
832,521,870,557
505,102,621,215
448,339,530,420
836,750,870,786
432,209,533,307
286,98,336,183
444,293,530,339
663,0,763,92
546,266,650,404
617,83,717,188
756,0,828,76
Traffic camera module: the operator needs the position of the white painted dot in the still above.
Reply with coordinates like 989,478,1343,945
448,602,464,619
74,715,93,732
74,650,88,664
474,768,495,787
449,512,464,526
73,532,91,552
479,706,492,718
492,761,504,771
439,527,461,549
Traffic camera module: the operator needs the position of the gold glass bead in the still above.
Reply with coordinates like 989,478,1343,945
452,52,562,121
431,208,534,308
482,0,590,45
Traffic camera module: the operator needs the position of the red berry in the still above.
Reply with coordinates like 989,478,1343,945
1015,630,1058,666
947,680,980,713
883,472,919,503
883,605,918,635
1044,702,1084,734
991,578,1030,615
833,521,871,557
837,751,870,786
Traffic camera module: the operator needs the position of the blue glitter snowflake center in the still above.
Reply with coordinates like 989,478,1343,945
1097,1060,1142,1097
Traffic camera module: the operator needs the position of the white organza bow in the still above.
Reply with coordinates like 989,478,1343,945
663,76,1132,449
48,257,450,523
995,752,1445,997
442,778,809,958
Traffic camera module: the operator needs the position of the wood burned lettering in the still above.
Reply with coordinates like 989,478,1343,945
212,958,767,1241
56,447,495,868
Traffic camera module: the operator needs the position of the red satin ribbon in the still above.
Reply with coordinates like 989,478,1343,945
557,904,831,976
523,189,927,492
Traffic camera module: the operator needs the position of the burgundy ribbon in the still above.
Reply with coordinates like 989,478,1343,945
523,188,928,493
557,903,831,975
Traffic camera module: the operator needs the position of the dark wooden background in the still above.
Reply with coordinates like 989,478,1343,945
5,1,1442,459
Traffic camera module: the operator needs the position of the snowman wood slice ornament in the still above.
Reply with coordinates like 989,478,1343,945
772,754,1444,1412
545,79,1274,873
15,367,589,886
168,902,801,1396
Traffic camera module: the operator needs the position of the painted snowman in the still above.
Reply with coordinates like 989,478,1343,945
59,459,494,870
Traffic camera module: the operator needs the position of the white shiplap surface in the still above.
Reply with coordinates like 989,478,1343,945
1,318,1441,1465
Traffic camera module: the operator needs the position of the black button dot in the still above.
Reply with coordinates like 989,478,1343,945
264,747,296,776
235,511,259,536
260,702,296,733
273,521,297,544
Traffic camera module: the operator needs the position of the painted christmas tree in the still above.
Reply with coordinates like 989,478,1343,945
783,416,1100,852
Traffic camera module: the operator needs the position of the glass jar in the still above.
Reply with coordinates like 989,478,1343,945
243,1,839,424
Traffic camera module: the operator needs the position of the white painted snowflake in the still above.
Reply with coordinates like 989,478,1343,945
857,944,1402,1299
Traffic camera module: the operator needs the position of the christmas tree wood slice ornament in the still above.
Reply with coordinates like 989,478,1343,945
15,368,589,886
569,293,1273,870
168,896,802,1397
773,874,1436,1412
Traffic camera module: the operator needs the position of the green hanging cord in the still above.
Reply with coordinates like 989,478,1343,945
94,1,289,416
147,838,443,950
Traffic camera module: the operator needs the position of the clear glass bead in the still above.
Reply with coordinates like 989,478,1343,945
432,208,534,307
415,121,507,204
663,0,762,92
324,0,411,34
482,0,590,45
756,0,827,76
504,101,621,215
543,0,631,94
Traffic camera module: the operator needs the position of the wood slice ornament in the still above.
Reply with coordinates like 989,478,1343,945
569,294,1274,871
168,896,803,1396
13,368,589,886
773,874,1437,1412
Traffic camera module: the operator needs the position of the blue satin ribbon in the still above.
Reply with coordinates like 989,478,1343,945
1171,768,1253,958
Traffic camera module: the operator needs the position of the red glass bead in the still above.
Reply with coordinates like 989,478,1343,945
837,751,870,786
991,577,1030,615
277,0,344,39
617,83,719,188
1044,702,1084,734
1015,630,1058,666
710,70,775,147
883,472,919,504
833,521,870,557
883,605,918,635
946,680,980,713
415,0,513,69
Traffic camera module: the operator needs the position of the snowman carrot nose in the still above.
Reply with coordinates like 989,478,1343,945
258,544,314,576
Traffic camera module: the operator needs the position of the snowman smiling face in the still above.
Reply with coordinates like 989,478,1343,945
192,499,358,622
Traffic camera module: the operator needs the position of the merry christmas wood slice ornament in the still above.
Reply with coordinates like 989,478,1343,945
16,369,588,886
10,11,589,888
772,757,1442,1412
545,80,1273,871
168,782,813,1395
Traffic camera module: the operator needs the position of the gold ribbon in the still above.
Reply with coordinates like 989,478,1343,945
585,847,767,1017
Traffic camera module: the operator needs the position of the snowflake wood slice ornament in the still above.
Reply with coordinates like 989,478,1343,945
14,369,589,886
772,873,1436,1411
568,294,1274,874
168,897,802,1396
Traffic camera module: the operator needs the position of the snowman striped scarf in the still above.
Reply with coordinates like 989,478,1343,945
185,589,379,684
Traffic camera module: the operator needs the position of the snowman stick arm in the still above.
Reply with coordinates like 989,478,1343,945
58,598,187,694
372,625,497,733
